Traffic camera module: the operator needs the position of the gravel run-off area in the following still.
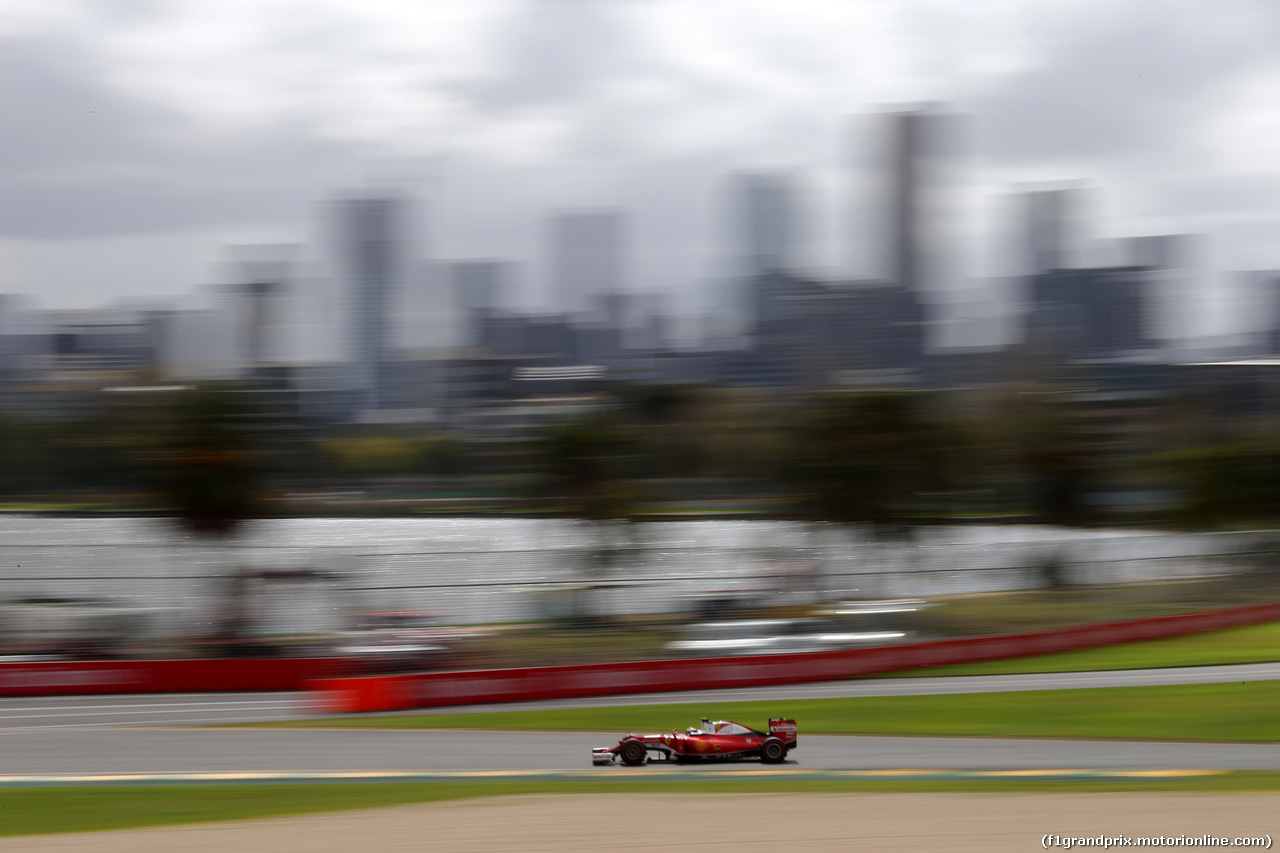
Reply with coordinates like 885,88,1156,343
4,792,1279,853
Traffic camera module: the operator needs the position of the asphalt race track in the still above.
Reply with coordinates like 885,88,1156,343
3,728,1280,776
3,662,1279,730
0,692,303,731
1,663,1278,778
404,661,1280,715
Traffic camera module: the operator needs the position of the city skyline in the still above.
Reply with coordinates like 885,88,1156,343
0,152,1259,359
3,1,1280,347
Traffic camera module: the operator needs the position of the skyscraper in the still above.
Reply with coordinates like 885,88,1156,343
0,294,17,384
887,110,924,291
729,172,798,340
334,195,407,412
1026,266,1152,360
450,259,508,315
878,107,955,293
549,210,624,316
449,259,510,348
734,172,795,276
223,244,297,373
1024,186,1086,274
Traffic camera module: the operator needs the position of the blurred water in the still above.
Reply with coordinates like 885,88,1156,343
0,516,1258,638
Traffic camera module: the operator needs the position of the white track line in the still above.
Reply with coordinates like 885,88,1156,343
0,701,293,717
0,700,294,714
0,716,304,733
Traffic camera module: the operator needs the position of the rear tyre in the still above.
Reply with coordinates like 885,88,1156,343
760,738,787,764
619,740,647,766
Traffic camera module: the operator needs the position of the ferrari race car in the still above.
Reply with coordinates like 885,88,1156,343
592,717,797,766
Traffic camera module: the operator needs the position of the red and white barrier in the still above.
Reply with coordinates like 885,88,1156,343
0,658,344,697
306,601,1280,714
3,601,1277,701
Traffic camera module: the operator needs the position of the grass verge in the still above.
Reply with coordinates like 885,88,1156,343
260,679,1280,742
886,621,1280,678
9,775,1280,838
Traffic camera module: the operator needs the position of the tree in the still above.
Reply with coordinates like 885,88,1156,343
154,387,265,653
537,410,641,524
0,410,51,496
787,391,955,536
1160,441,1280,529
158,388,264,537
534,409,643,625
968,384,1095,526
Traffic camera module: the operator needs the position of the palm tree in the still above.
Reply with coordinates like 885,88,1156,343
156,387,265,654
784,390,959,601
788,390,953,535
535,409,642,625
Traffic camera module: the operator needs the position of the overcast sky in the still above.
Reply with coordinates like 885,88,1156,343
3,0,1279,342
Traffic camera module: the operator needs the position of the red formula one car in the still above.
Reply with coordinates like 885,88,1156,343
592,718,797,766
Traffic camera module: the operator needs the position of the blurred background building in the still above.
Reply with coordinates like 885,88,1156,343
332,194,411,416
0,98,1278,531
550,209,626,319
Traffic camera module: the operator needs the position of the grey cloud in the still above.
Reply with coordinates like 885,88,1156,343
0,35,178,175
454,0,649,112
1150,174,1280,223
0,149,340,241
89,0,171,26
0,34,359,240
969,0,1280,165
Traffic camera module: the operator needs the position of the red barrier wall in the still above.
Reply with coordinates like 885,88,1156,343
4,601,1278,701
306,601,1280,714
0,658,343,697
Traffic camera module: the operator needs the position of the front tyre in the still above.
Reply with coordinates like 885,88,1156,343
760,738,787,764
619,740,647,766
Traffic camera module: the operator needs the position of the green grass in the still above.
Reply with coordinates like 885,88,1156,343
890,620,1280,678
0,783,476,837
9,775,1280,837
262,679,1280,742
911,581,1270,637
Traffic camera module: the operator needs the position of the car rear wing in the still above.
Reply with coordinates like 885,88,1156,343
768,718,797,743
